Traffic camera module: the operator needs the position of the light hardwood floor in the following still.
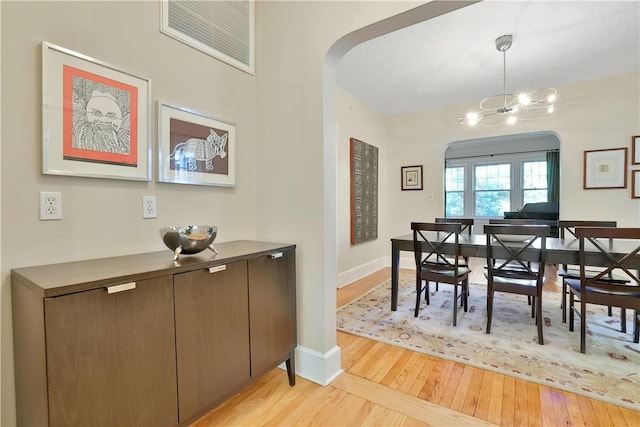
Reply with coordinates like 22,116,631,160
192,258,640,426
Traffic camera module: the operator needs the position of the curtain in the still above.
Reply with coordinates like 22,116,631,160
546,150,560,202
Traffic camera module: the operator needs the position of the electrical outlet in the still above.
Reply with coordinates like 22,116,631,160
40,192,62,220
142,195,157,219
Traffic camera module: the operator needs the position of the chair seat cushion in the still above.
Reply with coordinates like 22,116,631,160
484,272,538,287
559,267,630,283
565,278,640,297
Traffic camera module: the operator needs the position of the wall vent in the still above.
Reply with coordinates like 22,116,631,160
161,0,254,75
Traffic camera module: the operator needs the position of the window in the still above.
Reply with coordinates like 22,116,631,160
522,160,547,204
474,164,511,216
445,153,549,218
445,167,464,216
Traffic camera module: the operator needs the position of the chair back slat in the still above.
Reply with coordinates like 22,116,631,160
489,219,537,225
558,220,617,239
484,224,550,280
575,227,640,285
435,218,474,236
411,222,462,272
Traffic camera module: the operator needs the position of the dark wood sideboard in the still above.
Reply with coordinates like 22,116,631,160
11,240,296,426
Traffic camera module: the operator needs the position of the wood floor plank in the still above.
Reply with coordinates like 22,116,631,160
384,350,422,389
473,370,496,422
513,378,531,427
524,379,542,426
487,372,505,426
449,365,475,413
460,368,484,417
500,375,516,426
331,372,497,426
436,362,465,408
564,392,587,427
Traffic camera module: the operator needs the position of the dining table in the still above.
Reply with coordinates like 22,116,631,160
390,232,640,311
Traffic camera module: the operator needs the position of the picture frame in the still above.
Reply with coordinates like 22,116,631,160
42,41,151,181
583,148,627,189
633,170,640,199
157,101,236,187
401,165,423,191
633,135,640,165
350,138,378,245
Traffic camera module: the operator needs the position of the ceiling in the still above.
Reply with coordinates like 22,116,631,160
336,1,640,116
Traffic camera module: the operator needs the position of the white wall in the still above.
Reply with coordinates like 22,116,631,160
336,88,390,286
1,2,258,424
254,0,471,385
335,71,639,273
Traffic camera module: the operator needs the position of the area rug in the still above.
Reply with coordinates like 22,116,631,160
336,273,640,411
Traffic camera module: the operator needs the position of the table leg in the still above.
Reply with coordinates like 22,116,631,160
391,239,399,311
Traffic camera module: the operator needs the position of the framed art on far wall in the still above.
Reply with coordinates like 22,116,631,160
633,170,640,199
157,101,236,187
583,147,627,189
41,41,152,181
401,165,423,191
633,135,640,165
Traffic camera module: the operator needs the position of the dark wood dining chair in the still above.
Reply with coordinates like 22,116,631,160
411,222,470,326
566,227,640,353
484,224,550,345
433,218,474,290
557,220,627,324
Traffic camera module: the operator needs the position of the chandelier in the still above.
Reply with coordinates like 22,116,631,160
459,35,556,127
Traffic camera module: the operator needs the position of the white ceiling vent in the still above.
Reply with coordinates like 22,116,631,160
161,0,254,75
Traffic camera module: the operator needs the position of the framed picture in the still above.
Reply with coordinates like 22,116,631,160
42,41,151,181
350,138,378,245
633,135,640,165
583,148,627,189
633,170,640,199
157,102,236,187
401,165,423,191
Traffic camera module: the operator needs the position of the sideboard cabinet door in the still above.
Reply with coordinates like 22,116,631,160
174,260,251,423
248,249,297,379
44,276,178,427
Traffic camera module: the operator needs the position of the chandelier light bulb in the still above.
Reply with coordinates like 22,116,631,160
458,35,557,127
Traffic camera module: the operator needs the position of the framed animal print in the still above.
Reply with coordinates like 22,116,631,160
157,102,236,186
42,41,152,181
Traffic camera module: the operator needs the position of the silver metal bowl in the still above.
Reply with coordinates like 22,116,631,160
159,225,218,261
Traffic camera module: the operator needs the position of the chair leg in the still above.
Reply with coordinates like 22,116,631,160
569,292,575,332
452,282,458,327
561,279,567,323
634,310,639,344
486,289,493,334
536,293,544,345
530,296,535,318
620,308,627,333
463,280,468,312
414,277,422,317
580,299,587,354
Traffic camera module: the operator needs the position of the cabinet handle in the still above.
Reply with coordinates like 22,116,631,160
270,252,284,259
107,282,136,294
209,265,227,273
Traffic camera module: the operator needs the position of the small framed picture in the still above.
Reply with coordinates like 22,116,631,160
633,135,640,165
157,101,236,187
633,170,640,199
401,165,423,191
583,148,627,189
41,41,152,181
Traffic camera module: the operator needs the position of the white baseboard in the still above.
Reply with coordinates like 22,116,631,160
337,256,416,288
285,345,343,386
337,257,387,288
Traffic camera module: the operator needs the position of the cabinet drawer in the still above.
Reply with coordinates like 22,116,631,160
174,260,250,422
248,250,297,377
44,276,178,427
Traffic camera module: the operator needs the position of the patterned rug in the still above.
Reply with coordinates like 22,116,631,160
336,273,640,411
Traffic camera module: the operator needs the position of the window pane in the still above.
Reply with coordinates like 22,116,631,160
524,189,547,204
523,161,547,189
475,164,510,190
445,167,464,191
445,192,464,216
475,191,510,216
